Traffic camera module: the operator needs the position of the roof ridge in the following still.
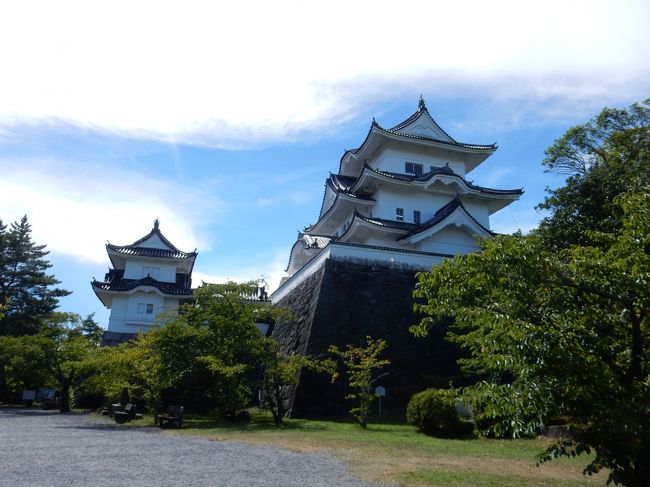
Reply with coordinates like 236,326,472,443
112,220,190,254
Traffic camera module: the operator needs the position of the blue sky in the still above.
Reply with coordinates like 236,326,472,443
0,0,648,327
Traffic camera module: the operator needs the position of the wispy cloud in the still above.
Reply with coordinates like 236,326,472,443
0,157,225,262
0,0,646,148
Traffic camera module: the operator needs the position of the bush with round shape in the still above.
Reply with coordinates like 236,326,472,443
407,388,473,437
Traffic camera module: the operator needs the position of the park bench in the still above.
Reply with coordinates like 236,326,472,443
113,403,143,424
155,405,184,428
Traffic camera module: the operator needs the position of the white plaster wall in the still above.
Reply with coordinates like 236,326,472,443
135,233,169,250
106,295,129,332
106,292,183,333
363,233,409,248
124,259,177,282
370,144,467,177
417,227,480,255
163,297,180,311
372,187,451,223
460,200,490,228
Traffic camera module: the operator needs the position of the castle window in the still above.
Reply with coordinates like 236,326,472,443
146,304,154,314
405,162,423,176
137,303,145,314
396,208,404,221
413,210,421,224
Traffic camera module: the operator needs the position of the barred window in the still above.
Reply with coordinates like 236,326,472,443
405,162,423,176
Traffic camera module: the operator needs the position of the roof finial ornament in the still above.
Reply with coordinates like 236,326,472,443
153,218,160,230
418,94,426,111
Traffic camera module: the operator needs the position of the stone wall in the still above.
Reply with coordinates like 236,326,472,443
272,257,464,419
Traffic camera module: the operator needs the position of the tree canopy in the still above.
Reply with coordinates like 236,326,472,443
0,313,99,412
536,99,649,249
85,281,295,418
413,189,649,485
0,215,70,336
412,100,650,486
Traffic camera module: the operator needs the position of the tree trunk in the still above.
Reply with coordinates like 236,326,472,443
59,381,71,413
0,362,8,403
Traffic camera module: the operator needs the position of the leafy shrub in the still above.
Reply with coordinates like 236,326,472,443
406,388,473,437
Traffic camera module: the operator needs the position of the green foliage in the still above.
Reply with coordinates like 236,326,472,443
257,338,334,424
537,99,650,249
412,189,650,486
86,281,289,417
0,312,98,412
81,332,164,409
406,388,472,438
329,336,390,429
79,313,104,346
0,216,70,336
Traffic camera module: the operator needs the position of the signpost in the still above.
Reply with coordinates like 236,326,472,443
375,386,386,417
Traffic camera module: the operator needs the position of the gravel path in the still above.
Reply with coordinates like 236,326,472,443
0,409,381,487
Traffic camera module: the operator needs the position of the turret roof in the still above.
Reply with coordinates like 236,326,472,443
339,97,496,168
106,219,197,260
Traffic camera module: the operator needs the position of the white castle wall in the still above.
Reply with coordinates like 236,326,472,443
123,259,177,282
371,187,451,222
371,144,467,177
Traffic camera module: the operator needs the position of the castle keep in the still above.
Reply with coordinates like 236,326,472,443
271,99,522,416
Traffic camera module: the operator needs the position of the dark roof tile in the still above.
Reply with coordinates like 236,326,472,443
91,276,193,296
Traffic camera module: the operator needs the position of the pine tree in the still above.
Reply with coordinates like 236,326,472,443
0,216,70,336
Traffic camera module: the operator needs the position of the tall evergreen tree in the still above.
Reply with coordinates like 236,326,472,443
0,216,69,402
0,216,70,337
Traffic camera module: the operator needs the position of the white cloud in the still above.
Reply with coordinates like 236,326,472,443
0,0,647,147
0,157,224,262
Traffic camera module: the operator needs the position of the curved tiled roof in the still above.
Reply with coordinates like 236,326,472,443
389,96,458,142
106,220,197,260
106,245,197,260
91,276,193,296
338,98,496,172
399,197,494,240
352,211,418,232
358,164,523,196
308,176,374,233
374,122,497,150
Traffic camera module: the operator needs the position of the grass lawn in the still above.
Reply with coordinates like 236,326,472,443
150,410,605,487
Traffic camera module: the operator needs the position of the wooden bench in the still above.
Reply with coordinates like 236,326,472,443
155,405,184,428
113,403,143,424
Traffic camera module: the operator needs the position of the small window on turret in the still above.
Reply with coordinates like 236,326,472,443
414,210,421,224
405,162,423,176
396,208,404,221
146,304,154,314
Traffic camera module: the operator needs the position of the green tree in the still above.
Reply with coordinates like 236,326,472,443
87,281,287,417
328,336,390,429
258,338,334,424
0,216,70,336
537,99,649,249
80,313,104,346
0,313,98,412
0,216,70,402
412,190,649,486
81,332,164,409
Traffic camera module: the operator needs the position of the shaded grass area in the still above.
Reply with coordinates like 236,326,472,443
160,410,603,487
